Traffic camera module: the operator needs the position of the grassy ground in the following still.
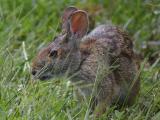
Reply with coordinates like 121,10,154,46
0,0,160,119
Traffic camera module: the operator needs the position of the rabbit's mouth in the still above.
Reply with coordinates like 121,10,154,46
33,72,53,81
39,75,53,80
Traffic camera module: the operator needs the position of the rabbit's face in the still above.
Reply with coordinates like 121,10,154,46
32,7,88,80
32,33,82,80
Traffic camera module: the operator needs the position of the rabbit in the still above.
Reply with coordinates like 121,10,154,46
31,6,140,116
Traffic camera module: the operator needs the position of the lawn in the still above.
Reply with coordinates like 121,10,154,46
0,0,160,119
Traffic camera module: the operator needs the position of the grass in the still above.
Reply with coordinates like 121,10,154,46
0,0,160,119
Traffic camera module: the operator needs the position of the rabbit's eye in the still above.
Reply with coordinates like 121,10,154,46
49,50,58,57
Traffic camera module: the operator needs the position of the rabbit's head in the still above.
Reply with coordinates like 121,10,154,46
32,7,89,80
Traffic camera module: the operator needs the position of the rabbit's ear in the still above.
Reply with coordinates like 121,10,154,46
61,6,78,30
69,10,89,38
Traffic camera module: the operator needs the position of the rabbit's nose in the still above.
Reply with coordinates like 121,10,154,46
32,70,37,76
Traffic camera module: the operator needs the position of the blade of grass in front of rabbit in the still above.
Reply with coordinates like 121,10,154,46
35,64,49,79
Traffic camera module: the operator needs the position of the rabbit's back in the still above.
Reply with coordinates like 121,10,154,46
83,25,133,57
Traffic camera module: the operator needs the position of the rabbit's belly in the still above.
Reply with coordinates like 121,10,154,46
71,54,100,98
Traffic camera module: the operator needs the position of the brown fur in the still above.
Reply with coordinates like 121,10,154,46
31,7,140,117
